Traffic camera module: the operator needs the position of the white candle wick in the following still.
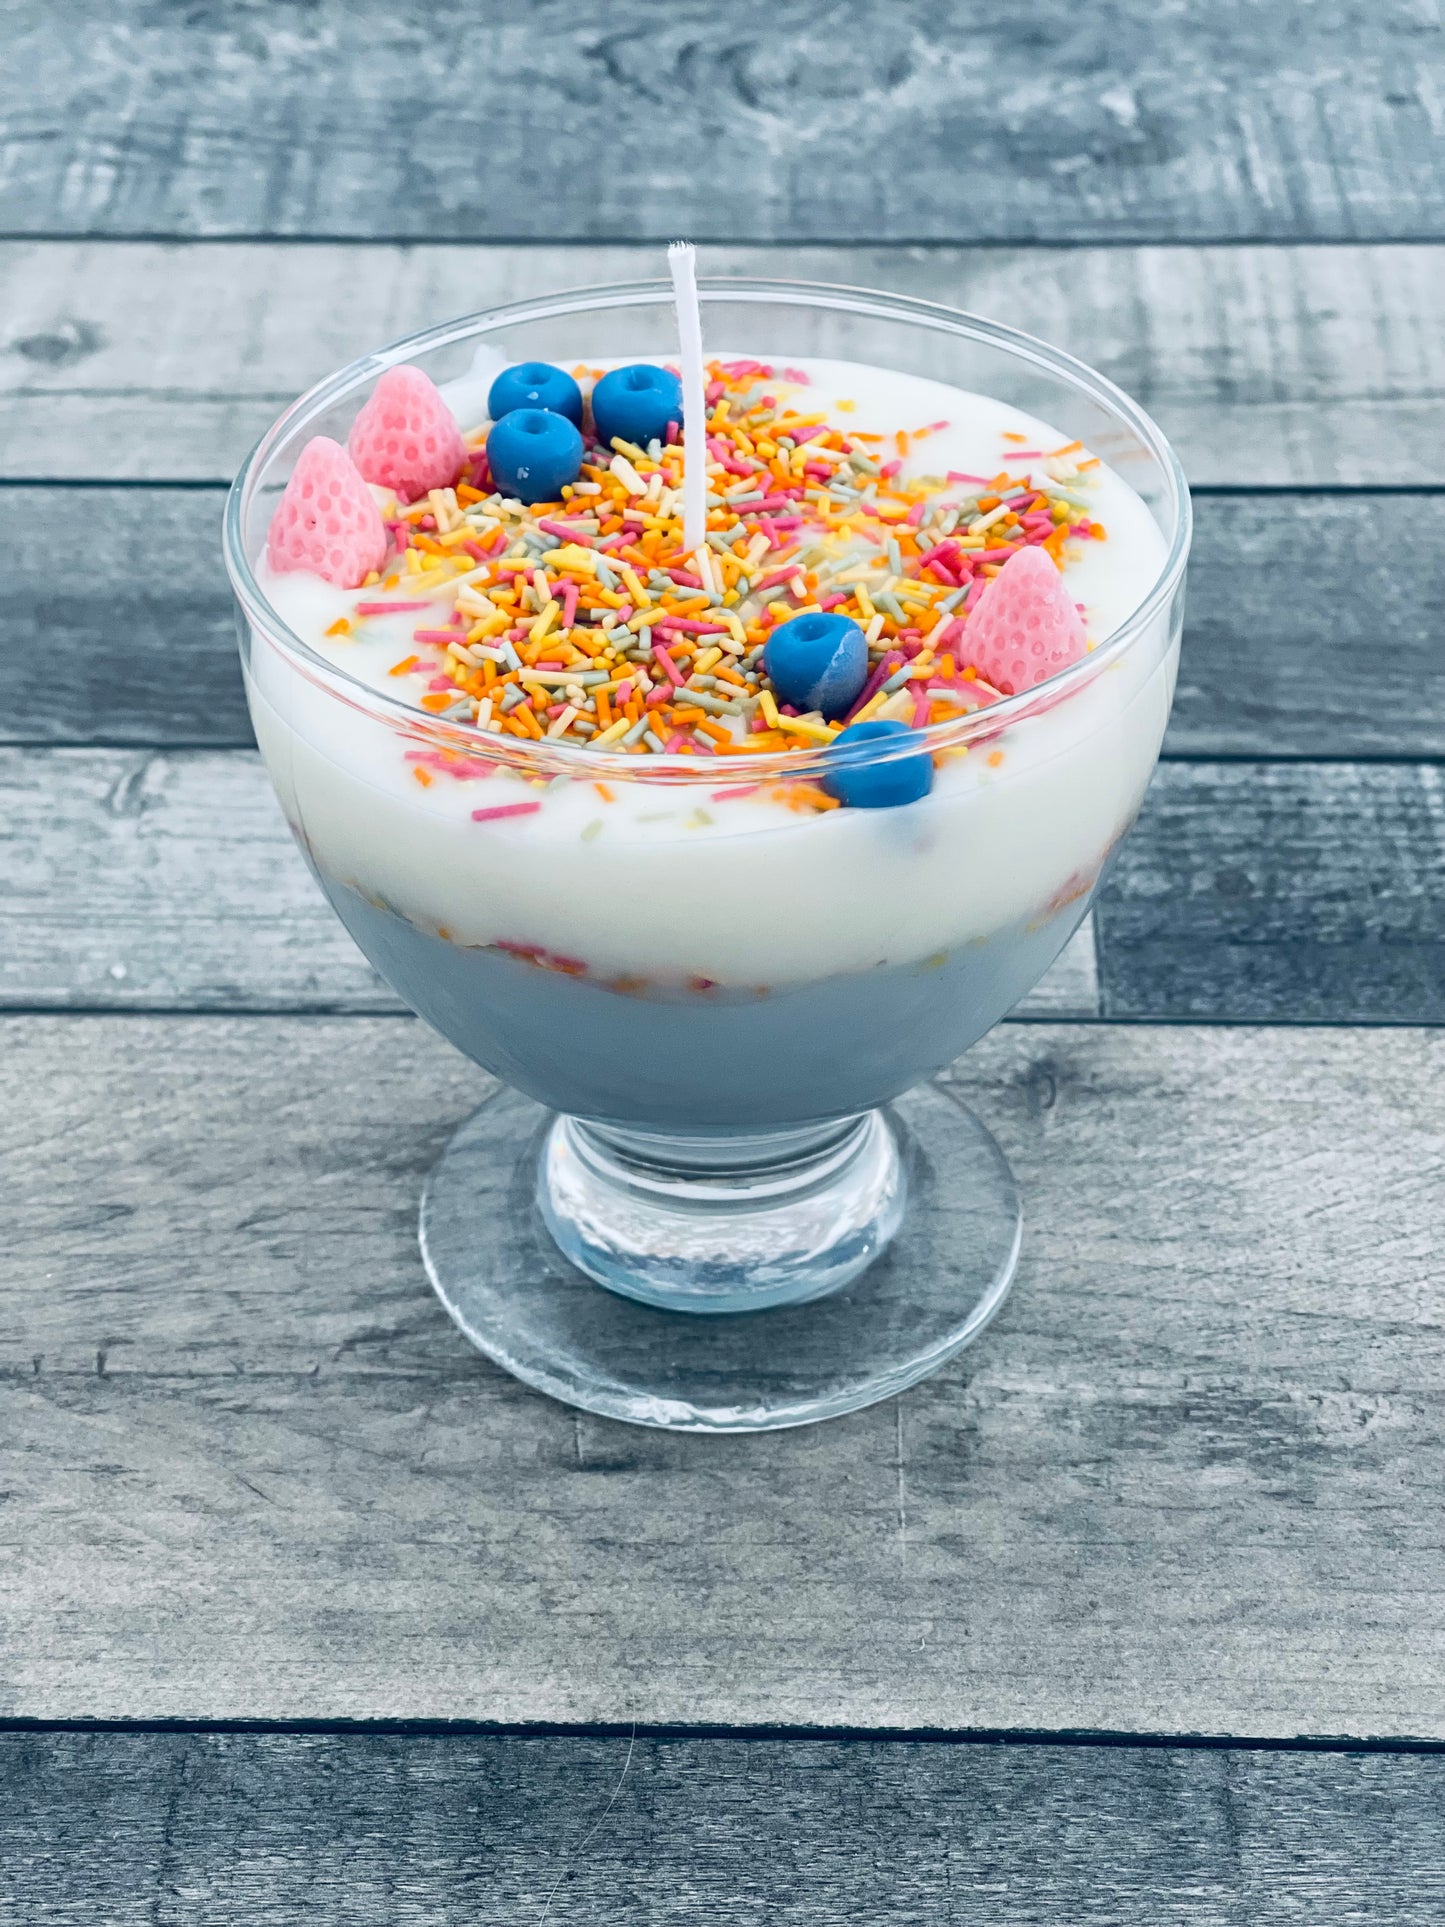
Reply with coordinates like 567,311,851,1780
668,241,707,560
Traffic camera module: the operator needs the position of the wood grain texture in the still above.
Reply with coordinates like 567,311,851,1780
1,1,1439,243
8,487,1443,758
1098,761,1445,1021
5,749,1441,1022
1174,493,1445,759
4,1731,1445,1926
4,241,1443,485
1,1017,1441,1733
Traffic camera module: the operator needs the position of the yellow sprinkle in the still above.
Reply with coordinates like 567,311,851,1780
781,713,840,744
759,689,781,730
531,602,559,643
592,717,631,748
548,544,597,575
619,566,651,607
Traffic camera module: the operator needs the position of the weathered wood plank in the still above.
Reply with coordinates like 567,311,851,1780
1174,493,1445,759
1,1,1439,243
4,1731,1445,1926
1,1017,1441,1732
1097,761,1445,1021
4,749,1441,1022
3,242,1442,485
7,488,1442,759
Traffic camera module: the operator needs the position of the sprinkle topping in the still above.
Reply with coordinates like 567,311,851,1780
326,359,1108,807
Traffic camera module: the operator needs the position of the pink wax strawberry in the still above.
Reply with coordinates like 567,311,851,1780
961,545,1088,695
347,364,467,501
265,436,388,587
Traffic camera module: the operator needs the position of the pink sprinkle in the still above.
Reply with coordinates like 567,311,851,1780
792,425,827,446
911,688,932,726
665,421,680,444
662,566,705,589
561,581,579,628
817,591,848,610
932,616,967,653
471,802,542,824
947,471,992,486
880,459,902,481
706,381,725,405
413,628,462,644
462,540,489,562
538,518,592,544
355,599,431,615
425,675,454,692
614,679,633,705
663,731,690,752
711,784,760,801
753,568,799,593
655,616,728,637
845,655,898,723
645,685,671,709
652,643,687,686
781,367,811,385
759,516,781,547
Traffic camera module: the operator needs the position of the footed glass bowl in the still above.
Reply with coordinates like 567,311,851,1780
224,279,1190,1430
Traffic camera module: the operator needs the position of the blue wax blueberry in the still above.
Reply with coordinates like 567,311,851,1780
591,363,683,450
487,361,584,427
763,612,869,719
485,408,584,504
823,719,934,810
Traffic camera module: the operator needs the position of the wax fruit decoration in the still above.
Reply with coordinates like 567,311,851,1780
348,364,468,502
265,436,388,588
488,361,584,426
591,362,684,450
823,719,934,810
485,408,585,504
962,544,1087,695
763,612,868,720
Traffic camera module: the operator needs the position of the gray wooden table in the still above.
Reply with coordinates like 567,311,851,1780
3,4,1444,1919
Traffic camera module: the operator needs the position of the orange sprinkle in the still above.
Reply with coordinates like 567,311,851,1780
419,692,454,712
1001,431,1028,444
412,767,433,787
987,749,1005,768
593,783,615,802
388,655,420,677
324,617,351,637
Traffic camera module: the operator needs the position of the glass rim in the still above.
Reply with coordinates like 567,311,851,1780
223,276,1192,781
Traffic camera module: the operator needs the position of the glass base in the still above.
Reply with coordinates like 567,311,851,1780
419,1080,1021,1432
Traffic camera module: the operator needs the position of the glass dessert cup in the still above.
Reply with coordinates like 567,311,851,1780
224,280,1190,1431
